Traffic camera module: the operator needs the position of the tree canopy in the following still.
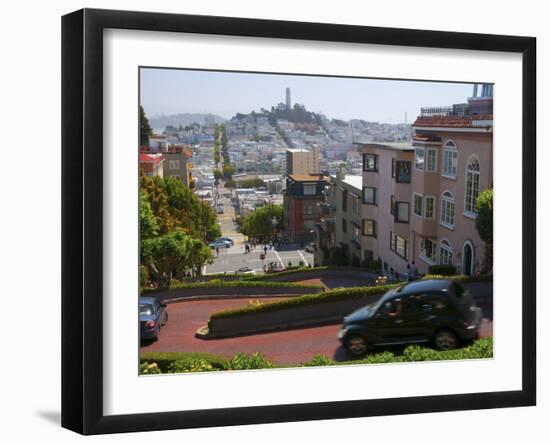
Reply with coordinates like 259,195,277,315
140,175,220,286
140,175,221,242
141,229,214,287
475,188,493,272
475,188,493,243
139,191,158,239
240,204,284,239
140,105,153,146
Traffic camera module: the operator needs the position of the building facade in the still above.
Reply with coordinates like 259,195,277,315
139,153,164,177
286,148,320,175
284,174,329,244
314,173,363,266
163,147,193,187
359,85,493,278
360,143,414,278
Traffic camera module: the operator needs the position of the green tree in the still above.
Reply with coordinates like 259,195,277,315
140,175,176,234
199,200,222,241
140,175,220,241
237,178,265,189
241,205,284,240
188,238,215,278
139,105,153,146
141,230,192,288
139,191,158,239
475,188,493,272
213,169,223,181
222,163,234,180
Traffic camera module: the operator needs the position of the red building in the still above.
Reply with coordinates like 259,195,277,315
139,152,164,177
283,174,329,244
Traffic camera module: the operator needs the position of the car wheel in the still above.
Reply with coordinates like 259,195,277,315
345,334,368,356
433,329,458,351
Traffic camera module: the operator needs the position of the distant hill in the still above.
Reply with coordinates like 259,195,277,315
149,113,226,129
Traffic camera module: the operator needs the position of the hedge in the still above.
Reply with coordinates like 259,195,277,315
139,338,493,374
245,267,328,281
141,278,324,294
140,351,228,372
207,273,493,321
244,266,381,281
423,273,493,283
305,337,493,366
428,264,457,276
209,284,400,321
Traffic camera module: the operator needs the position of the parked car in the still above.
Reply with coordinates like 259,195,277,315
139,296,168,342
304,242,315,253
338,279,482,356
216,236,235,245
235,266,255,275
209,240,231,249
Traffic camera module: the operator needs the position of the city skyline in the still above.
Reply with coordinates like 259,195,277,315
140,68,476,125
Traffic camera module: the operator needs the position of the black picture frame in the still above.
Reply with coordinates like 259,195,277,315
62,8,536,435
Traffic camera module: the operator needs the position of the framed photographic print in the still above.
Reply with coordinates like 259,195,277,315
62,8,536,435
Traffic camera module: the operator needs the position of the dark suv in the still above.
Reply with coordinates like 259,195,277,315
338,279,483,355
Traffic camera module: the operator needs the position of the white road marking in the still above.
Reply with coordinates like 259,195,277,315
298,250,309,267
273,250,284,268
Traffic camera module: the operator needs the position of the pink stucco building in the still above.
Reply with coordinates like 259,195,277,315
360,84,493,278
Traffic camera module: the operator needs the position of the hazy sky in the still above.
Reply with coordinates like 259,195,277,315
140,68,475,124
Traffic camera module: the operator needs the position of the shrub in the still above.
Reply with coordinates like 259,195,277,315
140,265,149,289
169,358,219,373
141,279,324,294
302,354,334,367
140,352,228,372
422,274,492,283
226,353,275,370
249,266,324,280
428,265,457,276
139,362,162,375
140,339,492,373
363,257,381,271
209,284,400,321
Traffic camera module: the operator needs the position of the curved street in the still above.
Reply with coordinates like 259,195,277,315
140,296,493,365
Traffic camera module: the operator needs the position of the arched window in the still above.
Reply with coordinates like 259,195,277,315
442,140,458,178
439,239,453,265
440,191,455,228
465,156,481,214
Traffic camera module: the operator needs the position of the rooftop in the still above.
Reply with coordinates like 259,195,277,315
341,175,362,191
139,153,163,166
358,142,414,152
413,114,493,129
288,174,328,182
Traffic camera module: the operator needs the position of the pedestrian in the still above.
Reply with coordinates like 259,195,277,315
263,245,268,255
216,247,219,256
406,263,413,282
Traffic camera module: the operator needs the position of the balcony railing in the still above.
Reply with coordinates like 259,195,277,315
420,103,468,117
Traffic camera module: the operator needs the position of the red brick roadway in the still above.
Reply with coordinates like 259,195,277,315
140,297,493,366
